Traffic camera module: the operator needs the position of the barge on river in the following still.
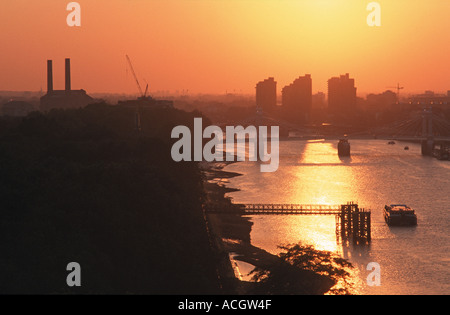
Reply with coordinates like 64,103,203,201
384,204,417,226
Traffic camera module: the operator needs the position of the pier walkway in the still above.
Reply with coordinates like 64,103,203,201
241,203,341,215
207,202,371,244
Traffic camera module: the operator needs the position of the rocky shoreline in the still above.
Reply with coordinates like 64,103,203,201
201,161,289,294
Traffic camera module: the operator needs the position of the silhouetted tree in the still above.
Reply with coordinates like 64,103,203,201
250,243,354,295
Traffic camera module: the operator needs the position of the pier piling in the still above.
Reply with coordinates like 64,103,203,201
336,202,371,244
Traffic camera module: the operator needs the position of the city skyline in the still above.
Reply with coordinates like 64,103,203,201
0,1,449,95
2,66,448,100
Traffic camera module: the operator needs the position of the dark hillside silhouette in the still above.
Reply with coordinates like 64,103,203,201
0,103,218,294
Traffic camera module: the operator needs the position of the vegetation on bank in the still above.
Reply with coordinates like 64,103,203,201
249,244,354,295
0,104,218,294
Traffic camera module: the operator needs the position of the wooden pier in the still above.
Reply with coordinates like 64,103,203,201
207,202,371,244
242,203,341,215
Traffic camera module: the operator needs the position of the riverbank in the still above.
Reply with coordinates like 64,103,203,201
201,161,335,295
201,161,279,293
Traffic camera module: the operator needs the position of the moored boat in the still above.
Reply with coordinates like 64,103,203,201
384,204,417,226
338,139,351,157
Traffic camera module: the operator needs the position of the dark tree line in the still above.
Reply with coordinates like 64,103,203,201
0,103,219,294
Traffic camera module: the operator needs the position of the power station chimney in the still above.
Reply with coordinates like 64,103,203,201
65,58,71,91
47,60,53,93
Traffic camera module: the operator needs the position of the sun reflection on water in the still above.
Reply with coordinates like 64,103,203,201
243,141,364,255
246,141,365,293
294,141,360,205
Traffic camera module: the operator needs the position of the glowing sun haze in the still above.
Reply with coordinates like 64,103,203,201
0,0,449,95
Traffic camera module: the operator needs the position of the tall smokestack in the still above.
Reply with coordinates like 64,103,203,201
47,60,53,93
65,58,71,91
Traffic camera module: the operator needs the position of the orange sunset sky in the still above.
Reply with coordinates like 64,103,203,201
0,0,449,96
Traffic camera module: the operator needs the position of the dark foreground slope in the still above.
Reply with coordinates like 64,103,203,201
0,104,219,294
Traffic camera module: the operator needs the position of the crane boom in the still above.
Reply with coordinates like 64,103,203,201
126,55,144,97
387,83,404,103
144,83,149,98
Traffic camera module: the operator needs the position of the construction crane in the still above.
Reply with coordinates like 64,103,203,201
126,54,148,99
143,83,149,98
387,83,404,104
125,55,145,131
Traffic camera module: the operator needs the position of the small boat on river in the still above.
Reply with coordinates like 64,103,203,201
384,204,417,226
338,139,351,157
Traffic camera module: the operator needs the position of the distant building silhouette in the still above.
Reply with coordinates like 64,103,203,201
256,77,277,113
40,58,94,111
366,90,397,109
281,74,312,122
1,101,35,117
312,92,326,110
327,73,357,115
408,91,450,105
118,97,174,109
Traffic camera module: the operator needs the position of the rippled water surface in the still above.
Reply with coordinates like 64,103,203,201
224,140,450,294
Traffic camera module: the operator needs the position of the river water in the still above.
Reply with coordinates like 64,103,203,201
223,139,450,295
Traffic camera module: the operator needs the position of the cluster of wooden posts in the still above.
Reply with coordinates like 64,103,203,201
336,202,371,244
